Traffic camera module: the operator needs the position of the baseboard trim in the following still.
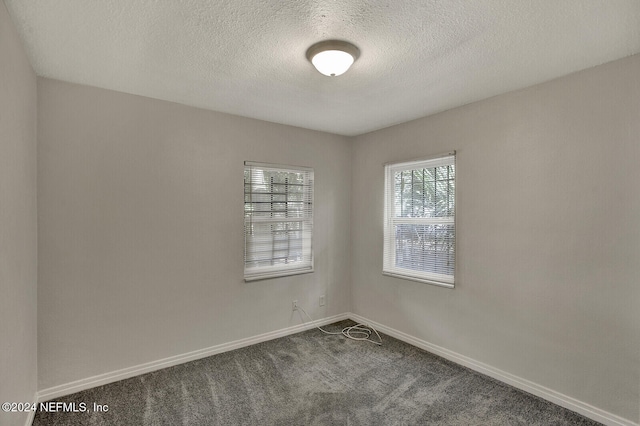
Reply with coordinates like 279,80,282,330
24,391,37,426
35,312,637,426
349,313,638,426
36,312,349,402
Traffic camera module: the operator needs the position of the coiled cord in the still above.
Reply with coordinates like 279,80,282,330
297,305,382,346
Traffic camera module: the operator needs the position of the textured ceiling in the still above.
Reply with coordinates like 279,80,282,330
5,0,640,136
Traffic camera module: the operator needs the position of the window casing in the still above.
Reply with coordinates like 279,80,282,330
244,162,314,281
383,153,456,288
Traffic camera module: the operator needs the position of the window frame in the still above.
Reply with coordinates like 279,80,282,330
383,152,456,288
243,161,314,282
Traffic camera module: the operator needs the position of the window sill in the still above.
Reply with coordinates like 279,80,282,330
244,267,314,282
382,271,454,289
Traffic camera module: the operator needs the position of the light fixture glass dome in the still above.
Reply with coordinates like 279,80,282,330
311,50,355,76
306,40,360,77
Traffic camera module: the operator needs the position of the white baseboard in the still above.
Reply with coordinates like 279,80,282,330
349,313,638,426
36,312,349,402
23,391,37,426
35,312,637,426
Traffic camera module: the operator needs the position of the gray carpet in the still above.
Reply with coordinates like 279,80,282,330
32,320,601,425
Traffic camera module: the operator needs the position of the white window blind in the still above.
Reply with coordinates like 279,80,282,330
244,162,314,281
383,153,456,288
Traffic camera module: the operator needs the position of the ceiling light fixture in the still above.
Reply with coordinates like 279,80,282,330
306,40,360,77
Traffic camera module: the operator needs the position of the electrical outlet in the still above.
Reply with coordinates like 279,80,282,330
319,295,326,306
292,300,298,311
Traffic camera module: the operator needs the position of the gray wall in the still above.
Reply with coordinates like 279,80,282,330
0,1,38,425
37,78,352,389
351,54,640,422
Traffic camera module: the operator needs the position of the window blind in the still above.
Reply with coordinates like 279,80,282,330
383,153,456,288
244,162,314,281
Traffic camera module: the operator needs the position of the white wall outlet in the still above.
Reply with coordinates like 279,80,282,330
292,300,298,311
319,295,326,306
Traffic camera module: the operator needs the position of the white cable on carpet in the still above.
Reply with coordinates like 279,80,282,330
297,305,382,346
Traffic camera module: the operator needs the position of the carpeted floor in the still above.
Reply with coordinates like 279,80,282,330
32,320,601,425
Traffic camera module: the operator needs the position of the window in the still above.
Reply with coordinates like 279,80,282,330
383,153,456,288
244,162,314,281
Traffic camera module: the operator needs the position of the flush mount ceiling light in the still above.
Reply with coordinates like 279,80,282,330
306,40,360,77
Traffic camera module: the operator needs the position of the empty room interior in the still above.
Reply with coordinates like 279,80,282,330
1,1,639,425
